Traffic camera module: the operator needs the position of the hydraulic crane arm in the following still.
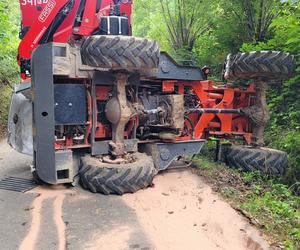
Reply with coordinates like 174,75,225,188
19,0,73,78
18,0,132,79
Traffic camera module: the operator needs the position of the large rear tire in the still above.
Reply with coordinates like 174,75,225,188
224,51,295,81
225,145,288,176
79,153,157,195
81,35,160,75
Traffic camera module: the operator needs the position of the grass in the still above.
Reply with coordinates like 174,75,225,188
192,156,300,250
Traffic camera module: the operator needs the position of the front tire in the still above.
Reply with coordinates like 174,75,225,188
79,153,157,195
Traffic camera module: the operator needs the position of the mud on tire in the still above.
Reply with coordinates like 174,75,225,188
225,145,288,176
81,35,160,74
224,51,296,81
79,153,157,195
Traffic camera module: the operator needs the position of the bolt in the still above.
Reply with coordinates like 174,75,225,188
85,18,89,23
68,103,73,107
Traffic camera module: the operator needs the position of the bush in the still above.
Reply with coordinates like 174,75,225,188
241,181,300,249
0,1,20,137
265,130,300,191
240,2,300,188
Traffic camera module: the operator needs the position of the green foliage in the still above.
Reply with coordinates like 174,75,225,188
133,0,214,65
241,181,300,249
132,0,170,51
241,1,300,185
222,0,283,42
192,157,216,170
133,0,287,76
242,171,264,184
265,130,300,190
0,0,20,81
198,140,216,160
0,0,20,136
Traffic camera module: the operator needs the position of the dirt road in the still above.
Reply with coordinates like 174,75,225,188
0,141,269,250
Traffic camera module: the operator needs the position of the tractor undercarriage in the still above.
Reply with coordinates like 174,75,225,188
9,42,257,186
8,0,295,194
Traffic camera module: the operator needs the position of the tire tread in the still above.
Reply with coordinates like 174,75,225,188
81,35,160,72
225,145,288,176
226,51,295,80
79,153,157,195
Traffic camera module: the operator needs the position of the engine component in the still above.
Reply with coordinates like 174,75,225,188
139,94,185,131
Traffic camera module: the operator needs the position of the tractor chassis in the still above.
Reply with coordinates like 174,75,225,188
7,0,294,193
28,43,211,184
8,42,257,185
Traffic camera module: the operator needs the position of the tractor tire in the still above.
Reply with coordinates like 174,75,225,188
81,35,160,75
79,153,157,195
225,145,288,176
224,51,295,81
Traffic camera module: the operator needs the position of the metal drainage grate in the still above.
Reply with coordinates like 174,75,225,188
0,176,37,193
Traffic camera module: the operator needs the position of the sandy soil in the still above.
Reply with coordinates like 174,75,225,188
84,169,269,250
18,169,270,250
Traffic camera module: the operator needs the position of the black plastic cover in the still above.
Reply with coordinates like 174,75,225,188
54,84,87,125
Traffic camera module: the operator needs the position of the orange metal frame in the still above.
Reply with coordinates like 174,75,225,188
161,80,255,144
55,80,255,150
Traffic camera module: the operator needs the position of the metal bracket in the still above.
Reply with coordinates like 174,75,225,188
92,139,138,156
157,52,205,81
140,140,206,171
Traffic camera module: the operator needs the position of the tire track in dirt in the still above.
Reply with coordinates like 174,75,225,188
53,195,67,250
19,186,73,250
19,194,43,250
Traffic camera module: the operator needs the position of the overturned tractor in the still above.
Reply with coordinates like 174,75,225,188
8,0,295,194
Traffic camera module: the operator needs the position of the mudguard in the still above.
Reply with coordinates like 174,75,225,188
7,84,33,156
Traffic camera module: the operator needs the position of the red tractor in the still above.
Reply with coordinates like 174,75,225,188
7,0,295,194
